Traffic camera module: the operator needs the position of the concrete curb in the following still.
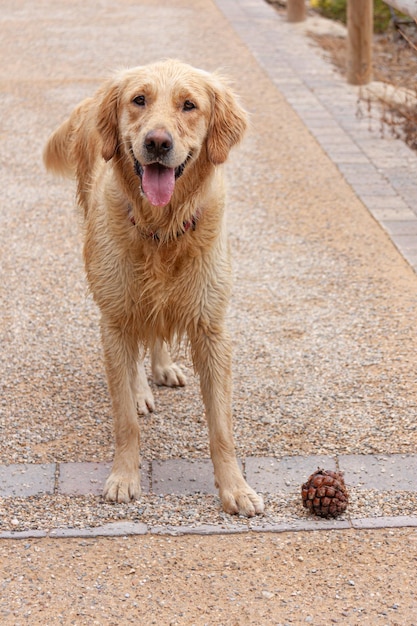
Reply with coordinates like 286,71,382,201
2,517,417,540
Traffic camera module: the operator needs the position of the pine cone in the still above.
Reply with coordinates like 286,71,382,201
301,468,348,518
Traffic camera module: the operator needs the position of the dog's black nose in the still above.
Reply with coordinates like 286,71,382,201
144,129,173,157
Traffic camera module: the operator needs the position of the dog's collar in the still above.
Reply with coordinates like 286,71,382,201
127,204,201,241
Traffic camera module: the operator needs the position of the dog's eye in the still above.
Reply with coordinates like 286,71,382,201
133,95,146,107
183,100,196,111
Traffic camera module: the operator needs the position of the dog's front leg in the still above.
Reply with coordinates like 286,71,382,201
101,318,141,503
190,323,264,517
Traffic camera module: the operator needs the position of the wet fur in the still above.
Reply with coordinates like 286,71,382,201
44,59,264,517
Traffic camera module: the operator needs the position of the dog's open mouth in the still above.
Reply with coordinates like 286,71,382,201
134,156,190,207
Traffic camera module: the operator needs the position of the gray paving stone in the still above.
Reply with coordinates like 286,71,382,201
351,182,398,197
332,153,370,165
298,113,335,130
323,145,371,162
398,187,417,209
391,234,417,252
245,455,337,493
150,524,249,536
352,516,417,530
360,195,412,210
58,462,111,496
49,521,148,538
339,454,417,491
381,220,417,236
0,529,48,539
250,519,351,533
0,463,55,497
337,163,382,180
152,459,217,495
58,461,150,496
366,205,415,222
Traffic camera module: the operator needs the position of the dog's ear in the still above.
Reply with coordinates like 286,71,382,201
96,80,120,161
206,77,248,165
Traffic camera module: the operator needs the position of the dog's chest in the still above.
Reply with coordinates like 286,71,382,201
130,246,203,325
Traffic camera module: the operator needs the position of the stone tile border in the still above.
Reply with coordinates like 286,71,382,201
1,455,417,499
214,0,417,273
1,456,417,538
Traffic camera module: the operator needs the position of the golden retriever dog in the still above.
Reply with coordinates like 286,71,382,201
44,59,264,517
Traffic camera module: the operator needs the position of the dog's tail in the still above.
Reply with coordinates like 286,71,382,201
43,97,96,179
43,114,76,178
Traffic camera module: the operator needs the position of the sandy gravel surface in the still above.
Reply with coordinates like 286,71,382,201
2,529,416,625
1,0,417,621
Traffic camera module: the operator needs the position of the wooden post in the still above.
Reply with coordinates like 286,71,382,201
287,0,306,23
347,0,373,85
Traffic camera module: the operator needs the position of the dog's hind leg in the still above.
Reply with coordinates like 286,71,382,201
136,359,155,415
151,338,186,387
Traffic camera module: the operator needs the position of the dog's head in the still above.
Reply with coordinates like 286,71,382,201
96,59,248,207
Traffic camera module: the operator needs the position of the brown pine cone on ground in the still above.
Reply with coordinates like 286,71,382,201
301,468,349,518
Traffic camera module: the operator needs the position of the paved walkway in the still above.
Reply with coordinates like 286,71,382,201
216,0,417,269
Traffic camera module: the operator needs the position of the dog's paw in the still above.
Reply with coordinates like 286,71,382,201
153,362,186,387
103,471,141,503
137,388,155,415
220,483,264,518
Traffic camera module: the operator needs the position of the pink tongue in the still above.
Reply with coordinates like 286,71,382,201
142,164,175,207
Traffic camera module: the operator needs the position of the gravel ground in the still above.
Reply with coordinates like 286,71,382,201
1,529,417,624
3,490,417,534
2,0,417,527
